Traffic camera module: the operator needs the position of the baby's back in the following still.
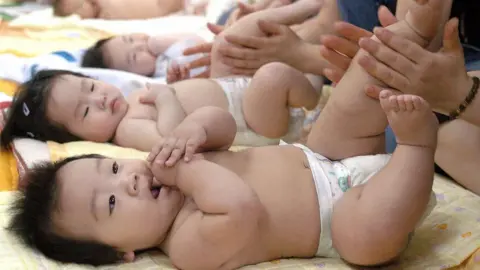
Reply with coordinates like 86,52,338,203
202,145,321,268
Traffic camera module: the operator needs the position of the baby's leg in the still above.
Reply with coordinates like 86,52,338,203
210,0,322,78
243,62,318,138
331,92,438,266
306,0,447,160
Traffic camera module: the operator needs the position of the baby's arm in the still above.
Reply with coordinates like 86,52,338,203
157,159,262,270
140,85,186,136
147,106,236,166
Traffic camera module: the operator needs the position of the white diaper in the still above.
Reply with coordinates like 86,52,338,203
288,143,437,258
213,77,306,147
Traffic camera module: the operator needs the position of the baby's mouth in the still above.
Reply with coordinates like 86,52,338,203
150,186,161,199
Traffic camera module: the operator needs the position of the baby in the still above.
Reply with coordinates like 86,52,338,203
1,0,324,152
8,1,444,268
52,0,184,19
82,33,208,78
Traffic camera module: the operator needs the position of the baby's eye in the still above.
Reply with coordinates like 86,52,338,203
83,107,89,118
91,82,95,92
132,53,137,62
108,195,115,215
112,161,118,174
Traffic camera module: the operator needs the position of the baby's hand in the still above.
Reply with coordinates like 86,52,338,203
167,61,191,84
138,83,176,105
147,120,207,167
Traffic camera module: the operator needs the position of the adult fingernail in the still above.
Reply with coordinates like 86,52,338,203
373,27,384,36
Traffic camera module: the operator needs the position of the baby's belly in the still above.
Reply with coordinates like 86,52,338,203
174,79,229,113
209,146,322,259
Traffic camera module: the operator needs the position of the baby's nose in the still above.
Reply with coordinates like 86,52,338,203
126,174,139,197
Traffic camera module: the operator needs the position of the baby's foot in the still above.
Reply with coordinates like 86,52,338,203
380,90,439,149
382,0,445,48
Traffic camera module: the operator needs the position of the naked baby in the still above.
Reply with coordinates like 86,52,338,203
1,0,323,152
8,0,444,269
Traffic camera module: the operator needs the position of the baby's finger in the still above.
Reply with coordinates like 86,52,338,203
155,137,177,165
147,141,163,162
166,141,186,166
184,139,198,162
138,92,157,104
180,65,190,80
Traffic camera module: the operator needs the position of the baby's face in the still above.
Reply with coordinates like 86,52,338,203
46,75,128,142
53,157,184,253
103,34,157,76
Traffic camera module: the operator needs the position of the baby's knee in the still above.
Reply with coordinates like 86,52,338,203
255,62,299,83
337,232,409,267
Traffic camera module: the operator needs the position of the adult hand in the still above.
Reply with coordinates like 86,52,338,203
225,2,256,27
320,5,397,83
360,18,471,114
218,20,303,75
180,23,222,79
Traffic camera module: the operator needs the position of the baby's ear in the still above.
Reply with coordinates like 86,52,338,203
123,251,135,262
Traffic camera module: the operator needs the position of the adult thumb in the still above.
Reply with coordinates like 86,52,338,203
442,18,462,53
378,5,397,27
258,20,283,36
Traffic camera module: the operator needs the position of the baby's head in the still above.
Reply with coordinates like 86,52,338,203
82,34,157,76
1,70,128,148
9,154,184,265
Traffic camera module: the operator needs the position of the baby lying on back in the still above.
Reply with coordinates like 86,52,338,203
82,33,208,79
1,66,318,155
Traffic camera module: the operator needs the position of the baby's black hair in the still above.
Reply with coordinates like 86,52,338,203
0,69,88,149
81,38,112,69
8,154,123,266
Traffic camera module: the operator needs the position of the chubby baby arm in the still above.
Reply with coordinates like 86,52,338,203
158,159,263,270
147,106,236,166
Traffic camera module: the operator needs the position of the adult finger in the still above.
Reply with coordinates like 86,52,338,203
207,23,224,35
364,84,402,99
183,42,213,55
373,27,427,63
218,43,261,60
221,55,265,69
238,2,255,15
377,5,397,27
323,68,344,84
358,54,410,91
224,34,269,49
230,67,258,76
442,18,462,53
321,34,359,58
319,44,351,71
192,69,211,79
188,55,211,69
258,20,285,36
334,21,373,42
358,37,414,76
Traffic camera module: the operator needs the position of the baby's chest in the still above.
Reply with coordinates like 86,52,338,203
127,101,157,121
